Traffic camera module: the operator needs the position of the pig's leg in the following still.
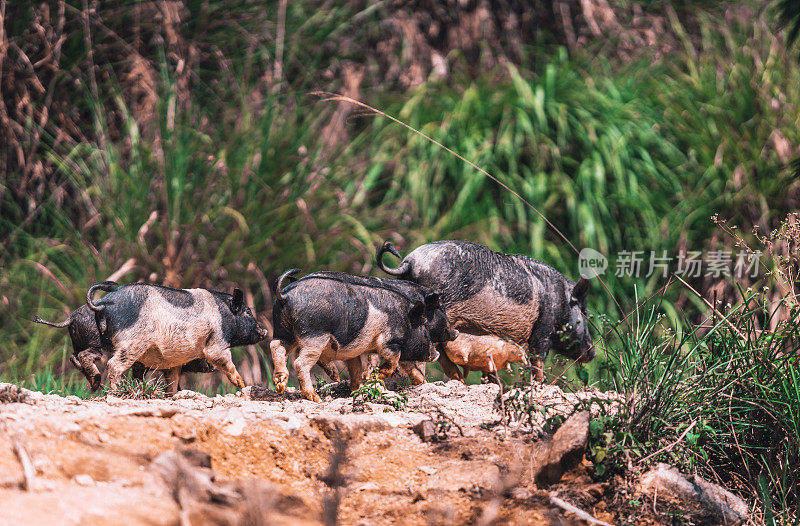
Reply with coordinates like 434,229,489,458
270,339,291,393
318,361,340,383
399,361,426,385
528,338,546,383
293,337,330,402
532,357,544,383
106,343,149,392
164,367,181,394
345,357,364,392
376,342,402,380
438,352,465,383
206,347,246,390
131,362,146,382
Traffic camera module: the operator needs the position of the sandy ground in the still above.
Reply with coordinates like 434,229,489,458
0,380,623,526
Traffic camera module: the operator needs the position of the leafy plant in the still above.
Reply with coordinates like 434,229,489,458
107,375,167,400
351,374,407,411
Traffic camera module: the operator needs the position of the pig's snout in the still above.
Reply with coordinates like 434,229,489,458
428,345,440,362
89,373,102,391
578,345,596,364
72,351,102,392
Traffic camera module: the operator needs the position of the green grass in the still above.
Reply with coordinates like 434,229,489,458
584,290,800,520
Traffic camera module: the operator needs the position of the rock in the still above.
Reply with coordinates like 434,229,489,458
58,421,82,436
638,463,749,525
65,395,82,404
159,407,181,418
311,414,390,438
534,411,590,487
412,420,438,443
271,415,303,431
151,450,238,506
73,474,94,486
239,385,284,401
422,461,500,492
223,418,247,436
418,466,438,475
173,390,209,401
0,383,33,404
173,428,197,443
105,394,122,406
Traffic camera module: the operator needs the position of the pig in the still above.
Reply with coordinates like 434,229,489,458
377,240,595,382
275,271,456,386
442,333,527,382
269,270,456,402
32,304,215,392
86,281,268,393
33,305,104,391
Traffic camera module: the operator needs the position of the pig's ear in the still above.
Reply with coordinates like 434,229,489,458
409,301,426,323
424,292,441,308
571,278,590,301
230,288,244,314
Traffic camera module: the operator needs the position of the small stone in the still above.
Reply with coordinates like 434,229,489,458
105,394,122,406
535,411,591,487
422,461,499,492
224,418,247,436
172,428,197,443
638,463,749,525
412,420,437,443
418,466,437,475
173,390,208,401
73,474,94,486
58,422,82,435
272,415,302,431
65,395,82,404
310,414,390,439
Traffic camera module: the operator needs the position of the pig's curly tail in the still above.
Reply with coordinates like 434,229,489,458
86,281,119,312
275,269,301,301
376,241,410,276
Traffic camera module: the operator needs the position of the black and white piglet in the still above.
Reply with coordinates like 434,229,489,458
86,281,268,393
269,270,456,402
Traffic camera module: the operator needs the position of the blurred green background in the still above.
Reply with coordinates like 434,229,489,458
0,0,797,386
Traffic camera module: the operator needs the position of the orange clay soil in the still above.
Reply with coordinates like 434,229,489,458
0,381,651,525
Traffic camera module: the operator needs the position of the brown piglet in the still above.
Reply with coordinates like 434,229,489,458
443,333,526,381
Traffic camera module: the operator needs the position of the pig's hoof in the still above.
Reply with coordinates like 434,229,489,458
274,374,288,393
304,392,321,403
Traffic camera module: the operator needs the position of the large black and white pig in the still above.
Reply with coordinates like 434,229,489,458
86,281,268,393
269,270,456,402
33,304,215,392
377,240,595,382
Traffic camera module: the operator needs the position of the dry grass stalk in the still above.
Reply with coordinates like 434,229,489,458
12,436,36,491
